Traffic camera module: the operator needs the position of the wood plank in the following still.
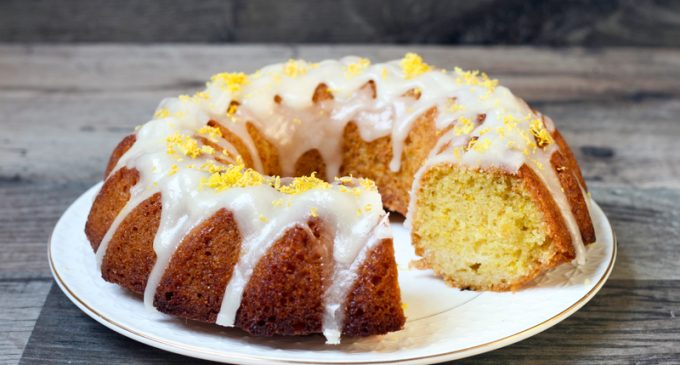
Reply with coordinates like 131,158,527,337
0,182,90,280
464,280,680,365
19,280,680,364
19,285,214,365
1,94,679,187
0,280,52,365
1,1,680,47
1,45,679,102
0,46,679,186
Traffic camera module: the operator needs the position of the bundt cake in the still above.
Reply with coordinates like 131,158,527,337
85,53,595,343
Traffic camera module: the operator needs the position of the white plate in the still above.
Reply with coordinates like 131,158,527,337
49,183,616,365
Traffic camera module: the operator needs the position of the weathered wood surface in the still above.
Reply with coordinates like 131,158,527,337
0,45,678,364
2,0,680,47
19,280,680,365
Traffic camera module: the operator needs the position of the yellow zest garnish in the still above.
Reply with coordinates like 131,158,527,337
169,164,179,175
272,198,284,207
178,94,191,102
154,108,170,119
359,178,376,191
447,99,465,113
193,91,209,100
345,58,371,78
166,133,202,158
278,172,330,195
259,215,268,223
201,158,265,191
518,130,535,148
471,138,492,153
197,125,223,139
530,118,553,147
453,67,499,96
210,72,249,93
364,203,373,212
200,145,215,155
227,102,239,118
503,114,518,130
400,53,431,79
310,207,318,217
466,137,479,151
381,67,389,80
283,59,309,77
200,160,225,174
453,117,474,136
453,146,462,160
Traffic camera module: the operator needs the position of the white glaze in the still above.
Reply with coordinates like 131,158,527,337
95,54,592,344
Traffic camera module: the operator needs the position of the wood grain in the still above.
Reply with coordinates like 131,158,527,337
19,281,680,364
0,45,678,363
1,45,679,186
0,280,52,365
19,285,213,365
1,1,680,46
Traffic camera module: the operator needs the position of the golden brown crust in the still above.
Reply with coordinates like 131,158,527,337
340,107,438,214
104,134,136,178
294,149,327,181
101,193,161,294
85,167,139,251
552,129,587,190
342,239,405,336
209,120,256,169
234,223,331,336
312,83,334,103
518,164,574,265
246,122,283,176
550,152,596,244
153,209,242,323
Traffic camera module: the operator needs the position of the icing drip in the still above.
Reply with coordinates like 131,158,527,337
321,214,392,344
96,53,591,344
97,93,386,343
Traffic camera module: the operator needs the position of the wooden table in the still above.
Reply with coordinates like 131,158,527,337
1,45,679,364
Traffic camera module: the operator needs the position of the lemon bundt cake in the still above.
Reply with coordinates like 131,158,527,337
85,54,595,342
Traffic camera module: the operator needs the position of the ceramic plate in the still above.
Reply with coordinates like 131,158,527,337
49,183,616,364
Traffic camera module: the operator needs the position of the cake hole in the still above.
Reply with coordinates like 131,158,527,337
165,292,174,301
469,263,481,272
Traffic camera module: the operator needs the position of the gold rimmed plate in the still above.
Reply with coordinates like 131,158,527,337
49,182,616,364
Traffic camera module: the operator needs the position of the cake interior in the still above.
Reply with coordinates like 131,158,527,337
412,164,557,290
